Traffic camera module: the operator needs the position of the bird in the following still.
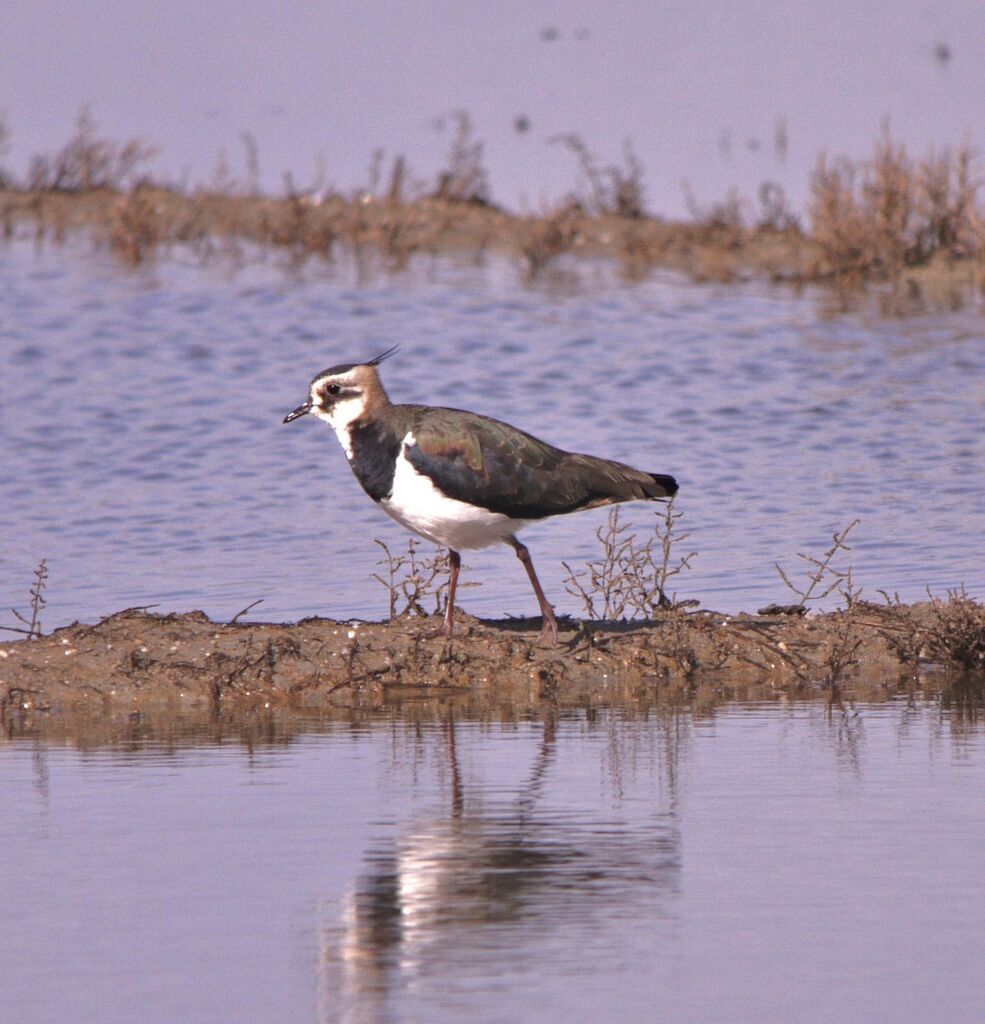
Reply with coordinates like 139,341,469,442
283,347,678,642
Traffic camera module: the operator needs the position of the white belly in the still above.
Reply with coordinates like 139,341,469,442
380,441,529,550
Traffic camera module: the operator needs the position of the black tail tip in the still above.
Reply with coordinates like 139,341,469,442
651,473,679,498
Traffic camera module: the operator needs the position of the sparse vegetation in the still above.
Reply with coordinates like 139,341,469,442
769,521,866,684
809,130,984,281
0,110,13,189
2,549,983,718
372,538,474,621
26,107,156,193
516,204,580,279
2,111,984,297
873,587,985,675
3,560,48,639
432,111,491,206
4,590,984,719
562,503,697,621
925,586,985,673
550,134,647,218
773,519,861,611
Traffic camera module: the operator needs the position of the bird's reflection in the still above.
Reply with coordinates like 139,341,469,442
317,713,681,1023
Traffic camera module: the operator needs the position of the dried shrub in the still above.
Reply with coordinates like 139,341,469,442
517,204,579,279
432,111,490,206
27,107,156,192
550,134,647,218
4,560,48,639
875,591,927,665
774,519,861,610
377,202,427,269
0,110,12,189
108,187,162,264
809,129,985,278
756,182,799,233
816,608,866,686
683,184,747,248
914,141,983,259
772,521,866,684
372,539,477,620
562,503,697,621
261,178,338,259
925,587,985,674
808,154,869,276
866,132,914,271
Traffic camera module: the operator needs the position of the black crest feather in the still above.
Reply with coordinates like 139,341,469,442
366,344,399,366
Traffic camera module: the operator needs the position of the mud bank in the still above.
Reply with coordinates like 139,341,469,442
4,186,985,304
2,600,980,720
1,185,817,282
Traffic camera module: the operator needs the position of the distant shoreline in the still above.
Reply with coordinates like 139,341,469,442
3,184,982,301
2,116,984,302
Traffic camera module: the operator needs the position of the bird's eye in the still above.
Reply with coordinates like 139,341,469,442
325,383,341,396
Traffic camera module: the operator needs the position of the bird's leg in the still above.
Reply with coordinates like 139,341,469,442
425,548,460,634
441,549,461,637
508,536,558,644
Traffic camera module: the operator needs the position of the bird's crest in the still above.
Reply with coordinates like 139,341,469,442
366,344,399,367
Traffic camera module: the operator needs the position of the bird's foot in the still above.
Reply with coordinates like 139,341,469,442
421,614,454,641
536,610,559,646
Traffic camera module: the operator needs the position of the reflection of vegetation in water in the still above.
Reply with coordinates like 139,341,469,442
937,677,985,743
7,674,985,758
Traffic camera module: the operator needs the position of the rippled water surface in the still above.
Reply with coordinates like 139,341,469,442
1,240,983,625
3,696,985,1024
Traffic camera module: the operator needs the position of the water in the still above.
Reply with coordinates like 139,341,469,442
1,239,983,630
3,693,984,1023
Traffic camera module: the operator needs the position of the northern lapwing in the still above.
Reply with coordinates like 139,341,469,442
283,347,678,642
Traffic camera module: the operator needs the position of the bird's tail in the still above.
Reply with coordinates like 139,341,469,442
647,473,679,498
562,453,679,509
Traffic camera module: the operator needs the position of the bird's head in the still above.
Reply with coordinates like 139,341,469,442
283,345,397,429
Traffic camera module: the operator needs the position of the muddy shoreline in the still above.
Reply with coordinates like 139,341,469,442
5,186,984,306
1,184,825,282
2,599,981,726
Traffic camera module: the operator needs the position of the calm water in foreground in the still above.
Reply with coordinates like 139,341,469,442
1,239,983,628
2,694,985,1023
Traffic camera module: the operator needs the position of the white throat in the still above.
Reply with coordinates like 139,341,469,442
311,393,368,458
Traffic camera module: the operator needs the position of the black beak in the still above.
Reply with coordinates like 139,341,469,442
283,401,312,424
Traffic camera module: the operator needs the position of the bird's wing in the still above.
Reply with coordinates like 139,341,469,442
403,407,662,519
